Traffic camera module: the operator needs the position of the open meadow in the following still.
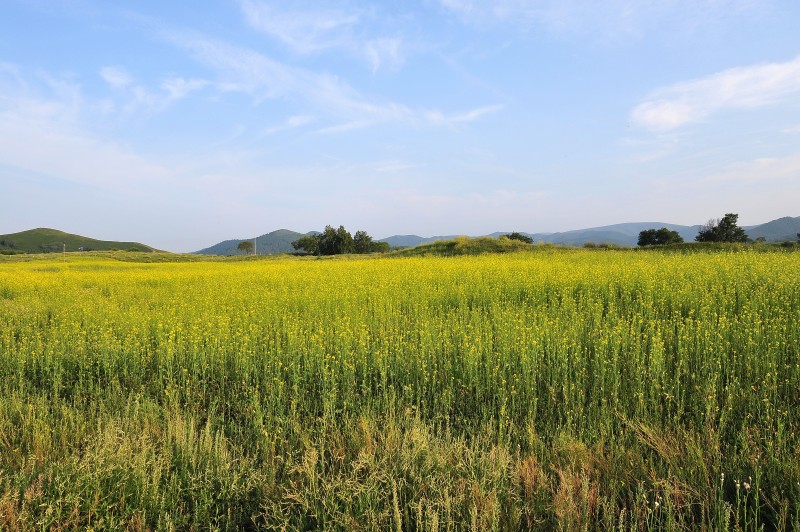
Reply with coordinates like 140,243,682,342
0,248,798,530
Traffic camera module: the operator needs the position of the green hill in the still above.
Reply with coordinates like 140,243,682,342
745,216,800,242
0,228,155,254
194,229,314,255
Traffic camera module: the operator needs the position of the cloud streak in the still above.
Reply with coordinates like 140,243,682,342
165,31,501,131
238,0,358,54
237,0,405,72
0,65,187,195
100,66,133,89
439,0,766,40
632,55,800,131
425,104,504,126
98,65,209,116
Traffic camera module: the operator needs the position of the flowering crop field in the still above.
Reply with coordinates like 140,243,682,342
0,249,798,530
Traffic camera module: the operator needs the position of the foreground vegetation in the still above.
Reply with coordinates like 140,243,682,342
0,249,799,529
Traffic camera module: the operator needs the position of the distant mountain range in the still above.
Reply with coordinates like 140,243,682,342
0,228,155,254
5,217,797,256
194,216,800,254
379,217,800,249
378,223,703,249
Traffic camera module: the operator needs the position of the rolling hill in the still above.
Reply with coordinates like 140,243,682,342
514,222,703,247
193,229,316,255
0,228,155,254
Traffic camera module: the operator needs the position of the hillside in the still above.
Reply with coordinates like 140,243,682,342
745,216,800,242
194,229,314,255
387,217,798,248
523,222,702,247
0,228,155,254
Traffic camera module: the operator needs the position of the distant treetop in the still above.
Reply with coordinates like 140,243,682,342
292,226,389,255
637,227,684,247
695,213,749,243
502,232,534,244
237,240,254,254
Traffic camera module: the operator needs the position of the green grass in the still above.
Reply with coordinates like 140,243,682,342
393,236,537,256
0,228,156,254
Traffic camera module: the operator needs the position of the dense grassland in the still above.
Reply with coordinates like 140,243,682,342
0,249,798,530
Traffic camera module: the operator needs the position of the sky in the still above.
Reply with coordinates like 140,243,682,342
2,0,800,252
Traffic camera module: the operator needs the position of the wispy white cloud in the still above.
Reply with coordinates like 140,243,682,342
166,31,500,131
238,0,358,54
100,66,133,89
632,55,800,131
0,65,82,126
425,104,504,126
364,37,403,73
201,34,404,117
315,120,377,134
161,77,209,100
439,0,766,40
317,104,504,133
263,114,315,134
0,64,278,211
99,66,209,116
237,0,405,72
0,65,194,195
783,123,800,134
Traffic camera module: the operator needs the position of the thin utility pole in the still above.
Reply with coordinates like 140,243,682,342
254,237,257,256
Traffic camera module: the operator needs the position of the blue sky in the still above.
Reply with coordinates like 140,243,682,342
2,0,799,251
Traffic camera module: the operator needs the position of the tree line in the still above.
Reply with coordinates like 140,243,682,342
292,226,390,256
638,213,751,247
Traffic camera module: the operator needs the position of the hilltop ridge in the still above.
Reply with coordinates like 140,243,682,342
0,228,155,254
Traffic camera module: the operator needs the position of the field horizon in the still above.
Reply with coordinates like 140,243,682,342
3,214,799,256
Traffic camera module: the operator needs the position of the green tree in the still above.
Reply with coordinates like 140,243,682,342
237,241,254,254
353,230,373,253
369,241,390,253
337,226,354,254
316,225,354,255
295,226,386,255
317,226,337,255
291,235,320,255
695,213,749,243
503,232,533,244
638,227,684,246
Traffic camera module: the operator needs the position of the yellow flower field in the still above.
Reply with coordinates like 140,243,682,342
0,249,798,529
